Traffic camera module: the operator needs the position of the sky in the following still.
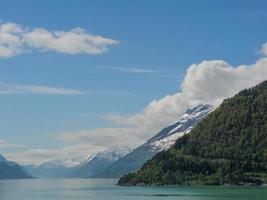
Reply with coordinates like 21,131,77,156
0,0,267,165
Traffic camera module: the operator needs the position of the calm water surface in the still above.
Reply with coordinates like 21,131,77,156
0,179,266,200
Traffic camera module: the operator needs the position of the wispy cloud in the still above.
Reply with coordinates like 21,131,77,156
0,139,24,148
96,66,158,74
0,22,119,58
0,82,85,95
96,66,180,81
56,128,144,147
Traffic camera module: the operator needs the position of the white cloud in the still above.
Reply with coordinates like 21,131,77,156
0,82,84,95
181,59,267,104
23,27,118,55
0,139,24,148
0,23,24,58
0,22,119,58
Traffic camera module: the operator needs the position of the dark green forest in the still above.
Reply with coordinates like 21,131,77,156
118,80,267,186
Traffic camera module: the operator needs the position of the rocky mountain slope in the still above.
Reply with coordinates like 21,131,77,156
98,104,213,178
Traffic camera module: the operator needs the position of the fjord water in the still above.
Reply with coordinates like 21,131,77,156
0,179,266,200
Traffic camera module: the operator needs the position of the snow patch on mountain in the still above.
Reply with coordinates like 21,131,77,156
148,104,214,152
88,146,132,163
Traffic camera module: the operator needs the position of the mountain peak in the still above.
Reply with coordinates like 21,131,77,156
0,154,7,162
94,146,132,162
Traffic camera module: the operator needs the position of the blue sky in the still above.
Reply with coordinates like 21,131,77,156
1,0,267,164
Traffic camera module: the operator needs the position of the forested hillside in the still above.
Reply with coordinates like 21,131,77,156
118,81,267,186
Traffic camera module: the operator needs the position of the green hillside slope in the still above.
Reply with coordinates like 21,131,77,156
118,80,267,186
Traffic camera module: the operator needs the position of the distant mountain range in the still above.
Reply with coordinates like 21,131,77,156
25,158,78,178
25,146,132,178
118,80,267,186
0,154,33,179
97,104,213,178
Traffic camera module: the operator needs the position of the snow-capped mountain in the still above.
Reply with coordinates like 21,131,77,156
0,154,33,179
98,104,214,178
71,146,132,178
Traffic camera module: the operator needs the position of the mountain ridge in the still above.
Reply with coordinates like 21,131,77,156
0,154,34,179
97,104,213,178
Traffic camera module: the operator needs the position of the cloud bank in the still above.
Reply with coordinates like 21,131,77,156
106,58,267,135
0,22,119,58
5,145,106,165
